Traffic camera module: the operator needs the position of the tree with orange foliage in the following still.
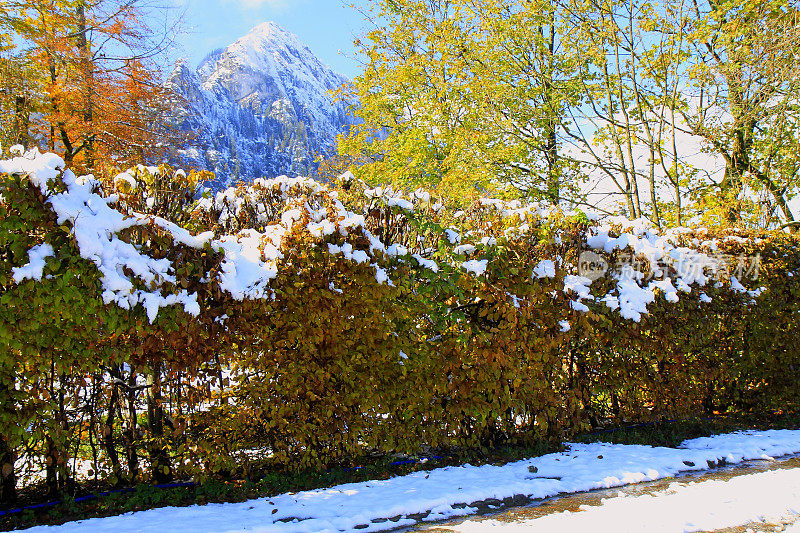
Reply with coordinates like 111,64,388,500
2,0,183,170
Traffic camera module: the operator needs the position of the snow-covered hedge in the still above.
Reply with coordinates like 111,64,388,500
1,148,799,498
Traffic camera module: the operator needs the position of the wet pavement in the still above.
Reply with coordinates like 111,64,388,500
404,455,800,532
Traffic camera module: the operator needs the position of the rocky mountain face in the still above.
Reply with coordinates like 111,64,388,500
166,22,355,188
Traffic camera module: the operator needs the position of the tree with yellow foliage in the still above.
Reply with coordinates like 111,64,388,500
344,0,800,227
338,0,584,203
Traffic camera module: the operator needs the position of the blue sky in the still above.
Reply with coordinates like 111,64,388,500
171,0,372,79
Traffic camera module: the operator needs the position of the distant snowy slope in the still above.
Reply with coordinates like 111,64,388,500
166,22,356,188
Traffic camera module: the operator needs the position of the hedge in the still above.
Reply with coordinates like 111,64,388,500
0,148,798,503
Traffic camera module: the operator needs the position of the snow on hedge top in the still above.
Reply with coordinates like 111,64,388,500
2,149,205,322
581,217,766,321
2,150,400,319
438,196,763,322
0,148,66,190
363,184,443,214
2,150,765,324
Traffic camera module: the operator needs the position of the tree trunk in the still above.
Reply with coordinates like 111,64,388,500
13,95,29,146
104,367,122,481
45,436,60,497
542,22,560,205
76,2,95,169
0,434,15,504
47,58,75,165
122,369,139,482
720,162,746,225
0,376,16,504
146,365,172,483
545,124,559,204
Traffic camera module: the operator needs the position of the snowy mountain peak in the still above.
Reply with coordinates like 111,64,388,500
196,21,349,123
220,22,313,74
166,23,356,188
244,21,305,47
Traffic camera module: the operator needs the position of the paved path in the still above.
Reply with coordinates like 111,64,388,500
411,456,800,532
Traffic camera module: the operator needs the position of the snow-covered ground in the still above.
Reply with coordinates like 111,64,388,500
20,429,800,533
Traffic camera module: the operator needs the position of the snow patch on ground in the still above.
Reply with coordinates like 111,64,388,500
21,430,800,533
